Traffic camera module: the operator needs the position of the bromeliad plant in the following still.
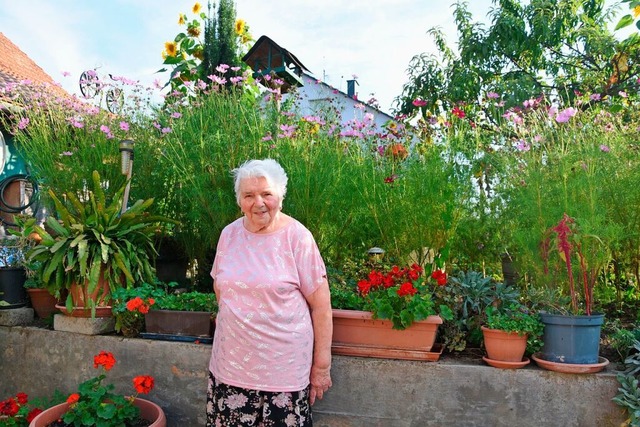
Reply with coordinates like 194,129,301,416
19,170,177,315
61,351,154,427
356,264,453,330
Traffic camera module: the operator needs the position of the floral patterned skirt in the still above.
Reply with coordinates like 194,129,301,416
206,371,312,427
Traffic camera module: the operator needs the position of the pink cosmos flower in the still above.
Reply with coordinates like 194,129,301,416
486,92,499,99
17,117,29,130
600,144,610,152
412,98,427,107
555,107,577,123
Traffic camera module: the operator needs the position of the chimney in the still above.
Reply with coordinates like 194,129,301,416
346,78,359,100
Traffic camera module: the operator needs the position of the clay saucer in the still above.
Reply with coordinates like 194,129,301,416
482,356,530,369
531,353,609,374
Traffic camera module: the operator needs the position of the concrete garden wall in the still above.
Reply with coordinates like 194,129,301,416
0,325,626,427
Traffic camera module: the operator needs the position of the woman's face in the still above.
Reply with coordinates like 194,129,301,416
238,177,281,233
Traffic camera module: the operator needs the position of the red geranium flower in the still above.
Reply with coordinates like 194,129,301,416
94,351,116,371
431,269,447,286
132,375,155,395
27,407,43,422
67,393,80,404
397,282,417,297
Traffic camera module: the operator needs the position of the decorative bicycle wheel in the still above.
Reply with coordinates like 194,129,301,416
79,70,102,99
106,87,124,114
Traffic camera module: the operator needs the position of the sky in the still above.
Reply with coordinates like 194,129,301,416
0,0,628,115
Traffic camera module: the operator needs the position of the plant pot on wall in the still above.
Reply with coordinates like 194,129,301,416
0,267,27,309
29,397,166,427
538,312,605,365
55,274,114,318
26,288,59,318
331,309,444,361
144,309,214,337
481,326,529,369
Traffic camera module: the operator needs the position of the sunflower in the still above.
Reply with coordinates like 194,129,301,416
164,41,177,57
192,2,202,14
235,19,246,36
187,25,201,37
178,13,186,25
634,5,640,18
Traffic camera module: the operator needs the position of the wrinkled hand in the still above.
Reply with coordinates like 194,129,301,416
309,365,332,405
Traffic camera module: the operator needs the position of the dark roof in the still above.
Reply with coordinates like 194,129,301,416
242,35,310,74
242,35,311,92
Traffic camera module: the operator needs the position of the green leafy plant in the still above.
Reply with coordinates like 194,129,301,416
434,270,521,351
485,303,544,353
613,340,640,426
355,263,453,330
18,170,177,314
61,351,155,427
152,288,217,312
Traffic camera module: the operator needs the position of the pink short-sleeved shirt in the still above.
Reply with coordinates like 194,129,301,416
209,217,327,392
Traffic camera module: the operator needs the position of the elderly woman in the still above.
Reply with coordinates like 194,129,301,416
206,158,333,426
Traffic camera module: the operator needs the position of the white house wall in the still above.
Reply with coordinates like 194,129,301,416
283,73,394,132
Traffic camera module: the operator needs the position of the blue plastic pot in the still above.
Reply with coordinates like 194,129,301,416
539,312,604,364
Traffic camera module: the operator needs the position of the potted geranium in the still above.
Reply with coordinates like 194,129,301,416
331,262,453,360
29,351,165,427
0,392,47,426
535,213,611,369
18,170,176,318
481,303,543,369
111,283,159,338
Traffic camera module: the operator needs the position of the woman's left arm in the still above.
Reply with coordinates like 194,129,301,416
305,280,333,405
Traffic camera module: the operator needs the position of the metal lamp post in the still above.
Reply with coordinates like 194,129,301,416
119,139,134,215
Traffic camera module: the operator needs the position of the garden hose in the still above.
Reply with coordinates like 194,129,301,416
0,174,39,226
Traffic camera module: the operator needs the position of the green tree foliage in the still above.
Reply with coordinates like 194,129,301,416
201,0,241,80
396,0,640,117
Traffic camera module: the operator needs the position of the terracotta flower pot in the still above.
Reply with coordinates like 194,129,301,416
29,397,166,427
331,309,443,361
26,288,59,319
481,326,528,362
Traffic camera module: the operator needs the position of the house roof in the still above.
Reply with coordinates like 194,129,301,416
0,32,67,102
242,35,311,92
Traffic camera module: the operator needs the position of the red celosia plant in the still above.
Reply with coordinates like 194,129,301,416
543,213,608,315
59,351,155,426
357,264,453,330
0,392,43,426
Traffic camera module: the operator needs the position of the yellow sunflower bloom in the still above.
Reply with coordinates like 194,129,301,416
192,2,201,14
235,19,246,36
164,41,177,57
634,5,640,18
178,14,186,25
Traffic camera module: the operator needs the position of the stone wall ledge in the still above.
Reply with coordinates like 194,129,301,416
0,326,626,427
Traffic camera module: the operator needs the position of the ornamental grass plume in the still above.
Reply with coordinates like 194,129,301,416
59,351,155,427
543,213,609,316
